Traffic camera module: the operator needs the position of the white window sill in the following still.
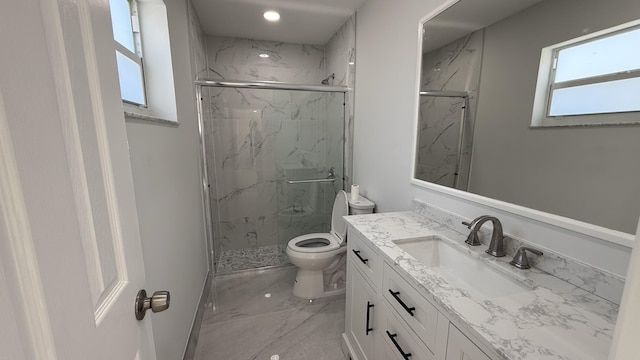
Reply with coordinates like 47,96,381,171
124,111,179,126
531,112,640,128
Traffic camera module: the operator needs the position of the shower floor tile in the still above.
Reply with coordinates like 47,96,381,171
194,266,346,360
217,244,291,273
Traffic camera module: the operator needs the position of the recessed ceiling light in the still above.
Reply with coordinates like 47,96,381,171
263,10,280,22
259,53,270,58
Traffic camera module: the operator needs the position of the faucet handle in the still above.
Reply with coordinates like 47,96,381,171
465,230,482,246
462,221,472,229
509,247,543,269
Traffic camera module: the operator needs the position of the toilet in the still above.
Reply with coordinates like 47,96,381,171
287,190,375,299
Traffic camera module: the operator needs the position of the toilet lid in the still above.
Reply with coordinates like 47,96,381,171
331,190,348,244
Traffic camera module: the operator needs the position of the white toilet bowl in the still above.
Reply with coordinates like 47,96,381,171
286,190,374,299
286,235,346,299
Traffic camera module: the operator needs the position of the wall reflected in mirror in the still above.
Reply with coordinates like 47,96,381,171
414,0,640,233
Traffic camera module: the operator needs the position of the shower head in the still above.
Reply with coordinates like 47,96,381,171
321,73,335,85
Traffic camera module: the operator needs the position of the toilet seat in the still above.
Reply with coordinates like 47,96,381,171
287,233,341,253
287,190,349,254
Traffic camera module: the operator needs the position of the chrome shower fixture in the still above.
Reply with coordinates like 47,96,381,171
321,73,335,85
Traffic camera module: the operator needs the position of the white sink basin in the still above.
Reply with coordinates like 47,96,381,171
393,236,530,301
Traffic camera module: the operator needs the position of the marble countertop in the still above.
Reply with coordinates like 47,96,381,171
345,211,619,360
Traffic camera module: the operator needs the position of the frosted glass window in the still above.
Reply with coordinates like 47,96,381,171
549,77,640,116
109,0,135,53
531,22,640,126
116,51,146,105
555,28,640,83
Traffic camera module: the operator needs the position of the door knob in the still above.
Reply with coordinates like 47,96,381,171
135,289,170,320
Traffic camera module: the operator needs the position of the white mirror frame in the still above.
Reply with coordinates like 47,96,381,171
409,0,634,249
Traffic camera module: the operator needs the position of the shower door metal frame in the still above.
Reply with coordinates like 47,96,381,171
419,90,470,190
194,78,348,274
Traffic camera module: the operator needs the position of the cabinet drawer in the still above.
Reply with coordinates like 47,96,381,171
383,263,439,352
348,229,381,287
378,302,434,360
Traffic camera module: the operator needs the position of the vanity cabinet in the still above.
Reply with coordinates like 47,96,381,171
445,324,491,360
344,228,497,360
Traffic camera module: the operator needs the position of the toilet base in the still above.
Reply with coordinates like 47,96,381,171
292,269,346,299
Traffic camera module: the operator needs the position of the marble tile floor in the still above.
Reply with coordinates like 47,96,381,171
216,245,292,274
194,266,347,360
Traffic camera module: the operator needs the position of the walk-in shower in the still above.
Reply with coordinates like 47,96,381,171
196,79,348,274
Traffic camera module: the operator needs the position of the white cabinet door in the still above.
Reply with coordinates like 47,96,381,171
348,263,378,360
446,325,491,360
0,0,154,359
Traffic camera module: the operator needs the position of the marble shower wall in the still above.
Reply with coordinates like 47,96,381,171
187,0,207,79
326,15,356,188
206,36,325,84
203,88,343,259
417,30,483,190
202,33,354,271
202,88,223,271
186,0,222,271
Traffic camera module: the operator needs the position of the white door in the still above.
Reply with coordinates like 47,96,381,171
0,0,156,359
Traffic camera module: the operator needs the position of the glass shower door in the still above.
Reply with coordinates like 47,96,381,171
415,95,472,190
202,86,345,273
276,90,345,248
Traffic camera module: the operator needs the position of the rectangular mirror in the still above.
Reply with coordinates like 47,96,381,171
414,0,640,234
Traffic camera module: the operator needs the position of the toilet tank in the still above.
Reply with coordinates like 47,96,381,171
347,194,375,215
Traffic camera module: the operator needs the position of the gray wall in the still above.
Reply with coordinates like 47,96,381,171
470,0,640,234
124,0,208,359
353,0,632,277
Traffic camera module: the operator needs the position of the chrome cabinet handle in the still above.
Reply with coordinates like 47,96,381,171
135,289,170,320
389,289,415,316
386,331,412,359
352,249,369,264
366,301,374,335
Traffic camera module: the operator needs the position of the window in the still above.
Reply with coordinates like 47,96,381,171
109,0,147,106
531,20,640,127
108,0,177,121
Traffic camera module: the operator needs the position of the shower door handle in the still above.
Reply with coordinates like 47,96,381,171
286,178,336,184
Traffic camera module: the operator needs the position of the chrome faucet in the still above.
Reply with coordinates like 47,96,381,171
327,167,336,179
462,215,506,257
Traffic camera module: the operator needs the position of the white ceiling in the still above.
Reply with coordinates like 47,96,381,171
192,0,366,45
423,0,543,53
